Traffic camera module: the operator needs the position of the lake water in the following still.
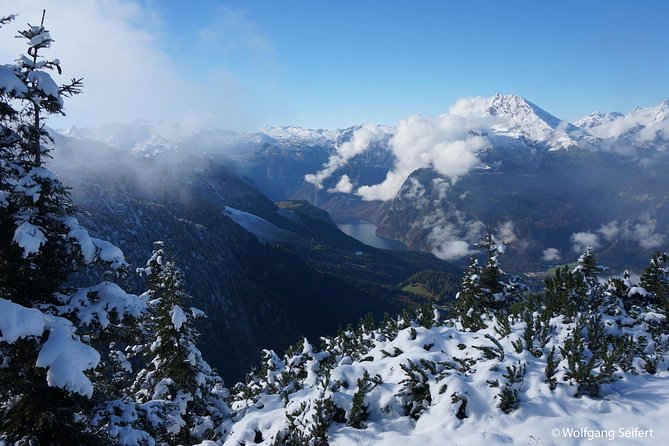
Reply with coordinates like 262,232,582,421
336,220,406,251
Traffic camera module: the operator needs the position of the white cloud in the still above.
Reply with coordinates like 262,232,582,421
598,220,622,241
400,177,426,201
428,224,475,261
585,104,669,148
305,124,388,189
448,96,490,116
303,103,496,201
355,113,491,201
328,174,353,194
597,215,665,250
542,248,561,262
632,216,665,249
0,1,278,131
431,178,449,202
570,231,601,253
497,221,517,244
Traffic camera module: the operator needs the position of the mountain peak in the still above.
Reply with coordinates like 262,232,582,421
450,94,583,149
574,98,669,149
262,126,341,144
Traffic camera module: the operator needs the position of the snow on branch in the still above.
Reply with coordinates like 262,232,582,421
0,297,100,397
54,282,146,328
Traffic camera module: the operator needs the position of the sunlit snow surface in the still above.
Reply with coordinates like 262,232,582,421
223,206,302,245
222,318,669,446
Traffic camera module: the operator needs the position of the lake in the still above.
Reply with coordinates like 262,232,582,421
336,219,406,251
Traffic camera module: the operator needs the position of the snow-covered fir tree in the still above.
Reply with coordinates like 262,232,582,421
640,252,669,313
454,233,525,330
130,242,231,445
0,13,144,445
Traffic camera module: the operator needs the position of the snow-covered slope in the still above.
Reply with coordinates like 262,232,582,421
574,99,669,150
262,126,342,147
222,256,669,446
226,323,669,446
450,94,592,150
573,111,624,131
223,206,304,246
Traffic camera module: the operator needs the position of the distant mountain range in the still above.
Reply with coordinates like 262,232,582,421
56,95,669,276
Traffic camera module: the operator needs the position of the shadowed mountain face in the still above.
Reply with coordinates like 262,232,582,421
375,147,669,273
49,135,459,383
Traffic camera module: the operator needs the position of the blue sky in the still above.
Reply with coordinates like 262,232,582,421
4,0,669,130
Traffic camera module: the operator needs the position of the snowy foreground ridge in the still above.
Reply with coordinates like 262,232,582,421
222,324,669,445
217,252,669,446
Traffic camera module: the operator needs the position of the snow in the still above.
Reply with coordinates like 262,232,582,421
0,297,100,397
0,64,27,95
0,297,46,343
449,94,587,150
13,167,59,203
262,126,341,146
29,30,52,47
12,220,47,257
573,99,669,150
36,316,100,397
63,216,97,262
55,282,146,328
223,206,302,245
191,307,206,318
92,238,126,268
27,70,61,101
170,305,187,331
93,400,155,446
64,216,126,268
223,303,669,446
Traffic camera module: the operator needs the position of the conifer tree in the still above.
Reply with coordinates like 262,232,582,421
132,242,230,445
454,257,486,330
0,13,142,445
478,232,505,299
640,253,669,313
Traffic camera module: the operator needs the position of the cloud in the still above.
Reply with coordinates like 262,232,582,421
542,248,561,262
0,1,278,131
597,215,665,250
303,102,495,201
497,221,517,244
631,216,665,249
585,105,669,149
598,220,622,241
198,6,273,56
428,224,475,261
400,177,426,202
570,231,601,253
425,213,484,262
355,113,491,201
431,178,450,202
328,175,353,194
448,97,491,116
305,124,388,189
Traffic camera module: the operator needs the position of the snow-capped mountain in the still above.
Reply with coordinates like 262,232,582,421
61,121,241,157
573,111,624,131
449,93,593,150
262,126,341,147
574,99,669,150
